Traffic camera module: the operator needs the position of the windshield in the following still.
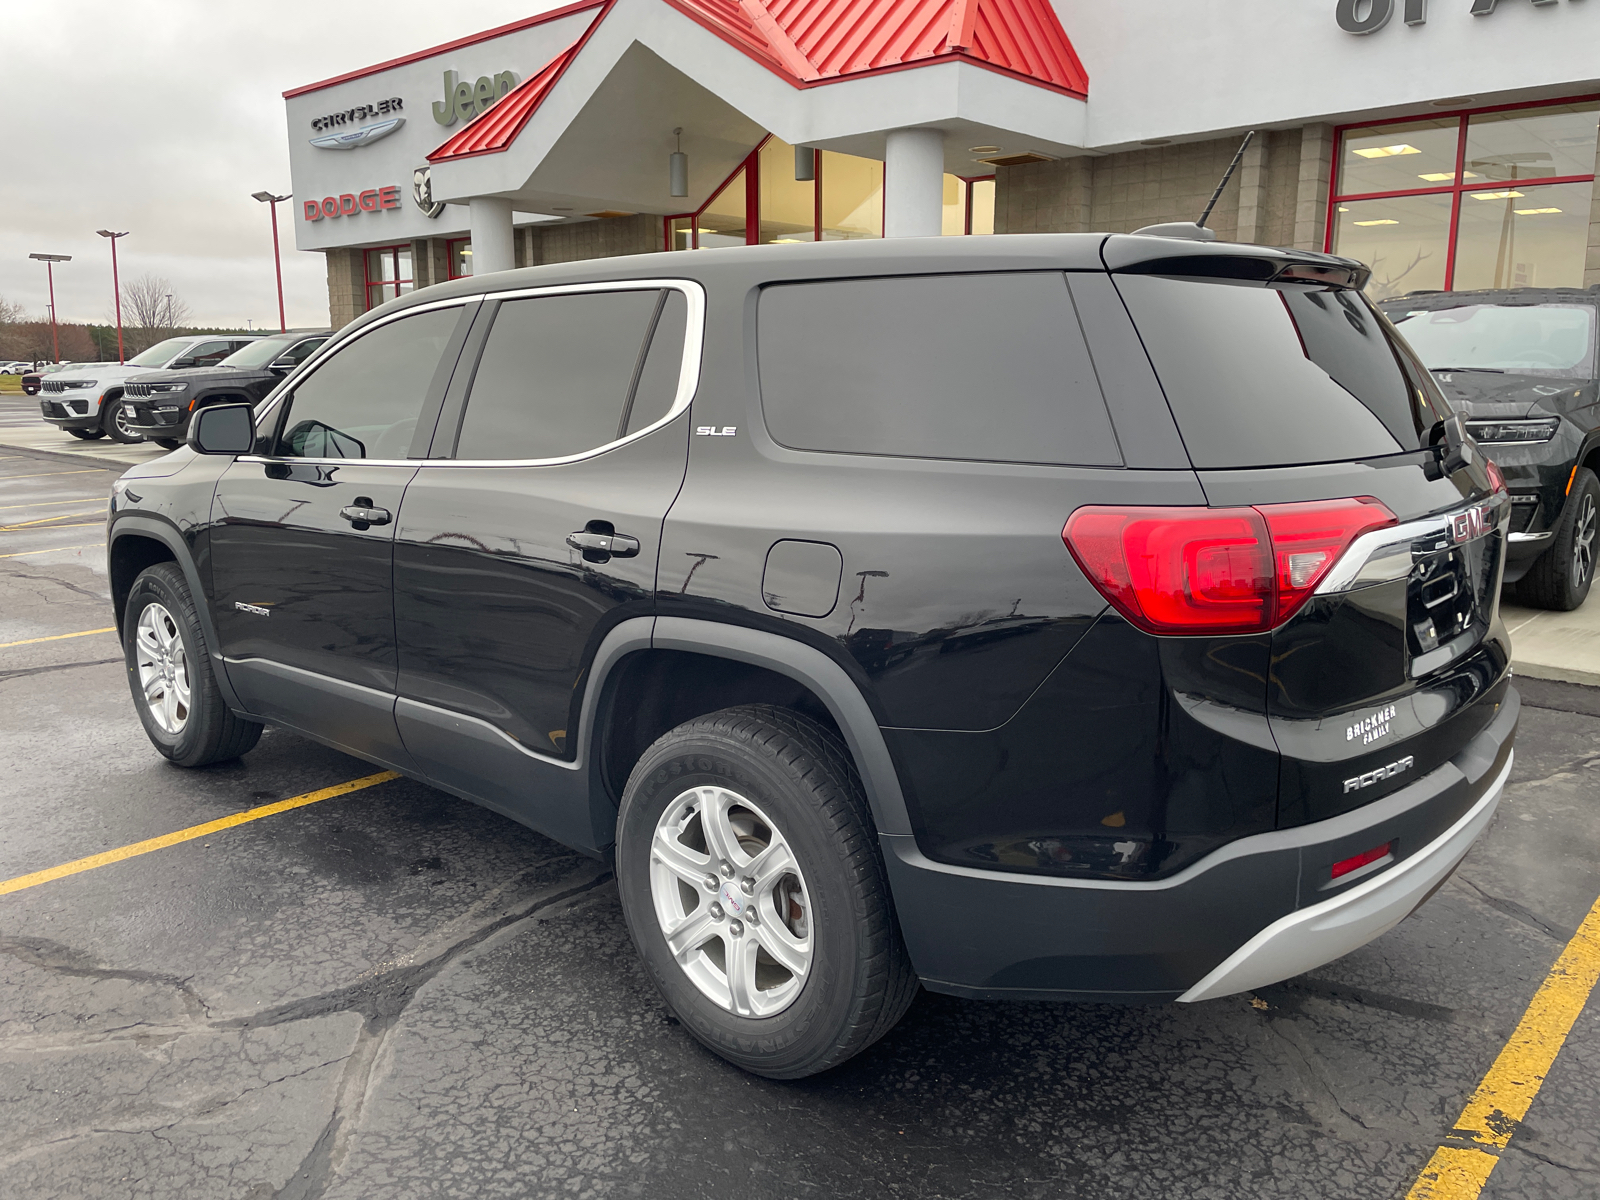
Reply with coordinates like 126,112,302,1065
126,338,194,368
1390,303,1597,377
220,338,294,369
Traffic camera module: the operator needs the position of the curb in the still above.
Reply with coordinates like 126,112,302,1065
1512,659,1600,690
0,440,153,473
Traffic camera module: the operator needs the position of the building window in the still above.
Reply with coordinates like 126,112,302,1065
364,245,413,312
448,238,473,279
665,136,994,250
1330,98,1599,298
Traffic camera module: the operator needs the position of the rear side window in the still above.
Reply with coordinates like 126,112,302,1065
759,273,1122,467
454,289,682,460
1114,276,1439,469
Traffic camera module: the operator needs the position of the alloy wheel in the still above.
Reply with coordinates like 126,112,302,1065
134,602,191,734
1573,492,1596,586
113,403,138,441
648,786,813,1018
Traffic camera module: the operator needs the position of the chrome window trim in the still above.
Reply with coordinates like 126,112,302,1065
1315,492,1510,595
242,279,705,470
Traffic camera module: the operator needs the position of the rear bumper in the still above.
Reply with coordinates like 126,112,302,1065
884,685,1517,1002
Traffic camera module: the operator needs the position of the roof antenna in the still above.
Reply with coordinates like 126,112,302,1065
1134,129,1256,242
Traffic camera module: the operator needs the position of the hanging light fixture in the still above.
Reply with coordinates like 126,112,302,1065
670,127,688,199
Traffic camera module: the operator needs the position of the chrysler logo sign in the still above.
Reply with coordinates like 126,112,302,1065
1339,0,1573,34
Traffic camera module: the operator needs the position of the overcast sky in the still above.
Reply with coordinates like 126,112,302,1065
0,0,564,331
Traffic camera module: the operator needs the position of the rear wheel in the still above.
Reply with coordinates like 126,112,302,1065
103,396,143,444
66,428,106,440
615,705,917,1079
124,562,264,766
1520,468,1598,611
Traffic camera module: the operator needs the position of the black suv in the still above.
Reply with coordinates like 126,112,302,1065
121,330,331,449
1378,288,1599,610
107,236,1517,1078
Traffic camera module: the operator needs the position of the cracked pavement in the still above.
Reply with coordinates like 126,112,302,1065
1,439,1598,1199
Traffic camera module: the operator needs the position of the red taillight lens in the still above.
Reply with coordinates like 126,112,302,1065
1063,497,1397,635
1331,840,1393,880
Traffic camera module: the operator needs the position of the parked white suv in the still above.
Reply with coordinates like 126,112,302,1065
38,335,259,443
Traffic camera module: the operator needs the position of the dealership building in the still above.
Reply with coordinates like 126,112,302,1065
283,0,1600,324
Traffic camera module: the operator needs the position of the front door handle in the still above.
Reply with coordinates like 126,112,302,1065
567,526,640,563
339,497,391,531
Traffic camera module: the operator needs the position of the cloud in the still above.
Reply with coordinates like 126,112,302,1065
0,0,562,328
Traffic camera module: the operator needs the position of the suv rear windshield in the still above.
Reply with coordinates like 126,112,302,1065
759,272,1122,467
1388,303,1597,378
1114,276,1447,469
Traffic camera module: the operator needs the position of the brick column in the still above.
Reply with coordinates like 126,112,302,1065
324,249,365,329
1293,123,1335,252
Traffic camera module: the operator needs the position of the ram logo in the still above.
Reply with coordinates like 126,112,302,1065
1343,755,1414,794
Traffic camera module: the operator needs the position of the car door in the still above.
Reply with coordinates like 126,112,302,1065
391,282,697,847
208,301,476,767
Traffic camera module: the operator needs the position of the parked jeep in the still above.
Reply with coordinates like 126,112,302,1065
121,331,331,448
108,236,1516,1078
40,334,259,443
1380,287,1599,610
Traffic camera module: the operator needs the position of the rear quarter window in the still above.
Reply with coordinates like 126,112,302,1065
758,272,1123,467
1114,275,1443,469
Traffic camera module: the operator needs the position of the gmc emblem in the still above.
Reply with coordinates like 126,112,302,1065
1450,505,1491,544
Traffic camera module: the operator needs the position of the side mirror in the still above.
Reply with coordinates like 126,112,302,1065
169,357,196,369
189,403,256,455
268,357,298,373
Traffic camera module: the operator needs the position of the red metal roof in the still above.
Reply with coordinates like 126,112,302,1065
663,0,1088,95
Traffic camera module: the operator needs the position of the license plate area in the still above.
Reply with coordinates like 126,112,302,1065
1408,532,1500,678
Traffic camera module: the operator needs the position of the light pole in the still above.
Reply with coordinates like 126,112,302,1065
96,230,129,363
252,191,291,332
27,253,71,363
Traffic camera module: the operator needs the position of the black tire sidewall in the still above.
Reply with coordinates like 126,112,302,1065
1564,474,1598,605
124,566,213,762
616,729,873,1077
104,398,141,443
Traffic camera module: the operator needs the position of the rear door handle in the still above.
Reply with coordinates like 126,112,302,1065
339,497,391,531
567,528,640,562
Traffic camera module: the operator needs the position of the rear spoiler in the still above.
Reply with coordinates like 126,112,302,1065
1101,236,1370,291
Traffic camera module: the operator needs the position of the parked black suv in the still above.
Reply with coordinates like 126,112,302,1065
107,236,1517,1078
121,330,332,448
1378,288,1599,610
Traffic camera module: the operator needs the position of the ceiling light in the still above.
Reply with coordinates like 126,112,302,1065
1471,190,1525,200
1416,172,1457,182
1140,138,1173,146
1514,207,1563,215
772,238,805,243
669,127,688,199
1432,96,1476,107
1353,219,1400,226
967,145,1001,154
1353,144,1422,159
1338,206,1350,212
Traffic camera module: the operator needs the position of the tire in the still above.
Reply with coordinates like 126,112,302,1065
153,437,183,450
124,562,264,767
103,396,143,444
615,704,918,1079
67,427,107,440
1519,468,1599,611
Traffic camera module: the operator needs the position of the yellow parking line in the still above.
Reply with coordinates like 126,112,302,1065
0,520,105,533
0,470,104,481
0,543,105,559
0,627,115,650
0,498,107,511
1405,891,1600,1199
0,771,401,897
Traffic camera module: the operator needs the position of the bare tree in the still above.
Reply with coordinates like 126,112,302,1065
0,296,27,361
118,274,192,353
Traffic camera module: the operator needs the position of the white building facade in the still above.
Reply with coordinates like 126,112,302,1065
283,0,1600,324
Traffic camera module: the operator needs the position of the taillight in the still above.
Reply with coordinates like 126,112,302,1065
1485,459,1507,495
1331,840,1393,880
1062,497,1397,635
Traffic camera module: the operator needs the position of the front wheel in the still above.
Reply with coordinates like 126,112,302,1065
124,562,264,766
103,397,144,444
1519,467,1598,611
615,705,917,1079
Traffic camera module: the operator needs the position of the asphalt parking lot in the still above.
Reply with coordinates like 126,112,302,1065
2,428,1598,1200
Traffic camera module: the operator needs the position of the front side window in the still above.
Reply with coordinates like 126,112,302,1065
127,337,194,368
1390,303,1597,378
760,273,1122,467
179,340,234,368
274,307,462,460
220,338,294,369
453,289,686,461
